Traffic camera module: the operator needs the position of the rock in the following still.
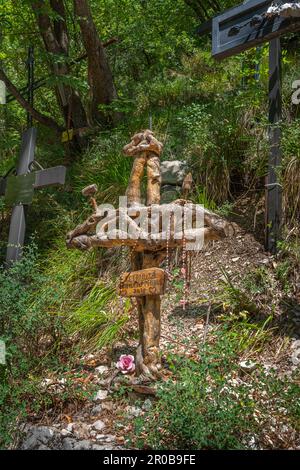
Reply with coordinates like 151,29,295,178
126,405,142,418
142,399,152,411
263,364,278,375
62,438,77,450
259,258,270,265
92,420,105,432
20,423,122,451
291,339,300,350
291,350,300,366
95,365,109,375
66,423,74,432
72,423,91,440
160,160,188,185
160,185,181,204
82,353,95,361
38,444,50,450
73,440,92,450
91,444,107,450
91,404,103,415
239,360,257,372
101,401,113,411
40,378,53,388
21,426,56,450
93,389,108,402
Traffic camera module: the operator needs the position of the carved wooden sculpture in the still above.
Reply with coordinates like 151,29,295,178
66,130,234,379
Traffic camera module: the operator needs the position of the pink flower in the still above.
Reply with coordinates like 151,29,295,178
116,354,135,374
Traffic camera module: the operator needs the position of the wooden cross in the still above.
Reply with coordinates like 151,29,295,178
0,127,66,266
198,0,300,253
66,130,233,380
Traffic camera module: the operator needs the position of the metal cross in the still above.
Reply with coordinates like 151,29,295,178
0,128,66,266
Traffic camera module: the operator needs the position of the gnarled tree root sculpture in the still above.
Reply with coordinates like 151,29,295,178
66,130,234,380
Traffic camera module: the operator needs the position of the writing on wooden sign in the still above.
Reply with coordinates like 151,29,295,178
118,268,166,297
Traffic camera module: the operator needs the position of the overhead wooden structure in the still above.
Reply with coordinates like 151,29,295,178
197,0,300,253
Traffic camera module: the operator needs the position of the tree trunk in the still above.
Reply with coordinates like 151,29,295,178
184,0,220,21
32,0,88,148
73,0,118,126
0,67,63,133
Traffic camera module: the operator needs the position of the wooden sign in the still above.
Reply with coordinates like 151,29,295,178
212,0,300,59
61,129,74,143
118,268,166,297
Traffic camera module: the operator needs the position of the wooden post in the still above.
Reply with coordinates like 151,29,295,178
66,130,234,379
265,38,282,253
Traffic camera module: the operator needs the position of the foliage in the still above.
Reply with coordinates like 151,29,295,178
133,331,300,450
1,0,300,450
0,240,127,447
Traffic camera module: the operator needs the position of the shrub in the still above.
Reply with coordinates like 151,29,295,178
134,331,300,450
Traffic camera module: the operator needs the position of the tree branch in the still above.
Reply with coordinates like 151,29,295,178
0,67,63,132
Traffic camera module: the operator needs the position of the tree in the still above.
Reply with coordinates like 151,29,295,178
31,0,88,145
73,0,118,126
32,0,118,132
184,0,221,21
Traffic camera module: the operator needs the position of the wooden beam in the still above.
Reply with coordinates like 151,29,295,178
196,19,212,36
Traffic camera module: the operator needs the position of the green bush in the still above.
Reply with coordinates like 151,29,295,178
134,331,300,450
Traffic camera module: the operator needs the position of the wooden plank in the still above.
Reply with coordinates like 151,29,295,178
265,38,282,253
61,129,74,143
212,0,300,59
118,268,166,297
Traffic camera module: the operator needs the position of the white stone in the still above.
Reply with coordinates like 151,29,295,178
126,405,142,418
95,365,109,375
93,389,108,401
40,378,53,387
142,399,152,411
91,404,103,415
239,360,257,372
92,420,105,432
291,339,300,350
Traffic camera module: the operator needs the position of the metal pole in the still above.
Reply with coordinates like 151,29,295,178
265,38,282,253
27,45,34,128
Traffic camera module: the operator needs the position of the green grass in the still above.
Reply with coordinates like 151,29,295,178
132,330,300,450
67,281,130,350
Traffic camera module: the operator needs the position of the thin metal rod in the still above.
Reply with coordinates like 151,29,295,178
27,46,34,128
265,38,282,253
